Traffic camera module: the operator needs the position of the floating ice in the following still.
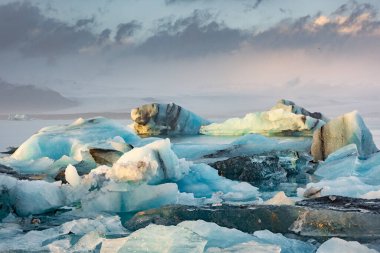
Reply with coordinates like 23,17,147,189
316,238,378,253
312,111,378,161
65,164,81,187
177,163,260,203
200,108,325,136
131,103,210,135
264,191,295,205
11,117,140,162
298,176,380,199
110,138,190,184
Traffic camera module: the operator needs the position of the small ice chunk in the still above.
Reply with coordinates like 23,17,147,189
114,224,207,252
110,139,190,184
264,192,295,205
65,164,81,187
254,230,316,253
317,238,378,253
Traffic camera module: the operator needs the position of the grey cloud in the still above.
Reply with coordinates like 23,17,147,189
134,10,248,58
114,21,142,43
0,2,97,58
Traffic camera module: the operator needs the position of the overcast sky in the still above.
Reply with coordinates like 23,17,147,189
0,0,379,100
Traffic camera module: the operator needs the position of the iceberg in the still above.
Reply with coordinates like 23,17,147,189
311,111,378,161
131,103,210,136
200,106,325,136
10,117,140,162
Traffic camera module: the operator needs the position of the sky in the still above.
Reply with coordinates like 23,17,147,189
0,0,379,103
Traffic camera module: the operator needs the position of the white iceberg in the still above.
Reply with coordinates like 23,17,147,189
200,108,324,136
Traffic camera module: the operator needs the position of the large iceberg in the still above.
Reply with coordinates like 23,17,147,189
311,111,378,161
1,117,139,176
200,106,325,136
10,117,139,161
131,103,210,135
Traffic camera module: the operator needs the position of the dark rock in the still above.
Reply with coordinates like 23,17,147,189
125,199,380,242
89,148,125,166
0,146,18,155
296,195,380,214
210,155,287,189
208,151,315,190
0,163,44,180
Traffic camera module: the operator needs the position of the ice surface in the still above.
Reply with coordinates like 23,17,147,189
101,220,316,253
254,230,316,253
316,238,378,253
177,163,260,203
10,117,140,162
200,108,325,136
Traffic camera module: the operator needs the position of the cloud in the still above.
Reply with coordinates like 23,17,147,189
114,21,142,44
249,2,380,53
0,2,97,58
134,10,248,58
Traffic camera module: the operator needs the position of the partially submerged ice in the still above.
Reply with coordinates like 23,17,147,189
299,144,380,199
311,111,378,161
12,117,139,161
131,103,210,135
200,102,325,136
1,117,139,176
